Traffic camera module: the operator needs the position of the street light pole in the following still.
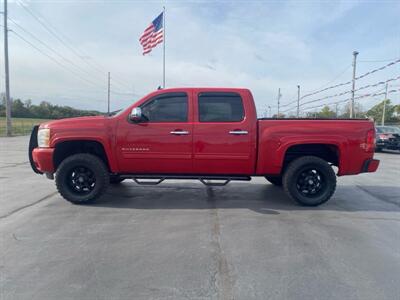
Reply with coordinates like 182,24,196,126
382,82,388,126
350,51,359,118
296,85,300,118
277,88,281,118
335,103,339,118
4,0,12,136
107,72,110,115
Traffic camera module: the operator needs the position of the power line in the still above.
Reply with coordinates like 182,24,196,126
359,57,400,63
300,89,399,112
16,0,133,91
355,58,400,80
302,65,351,94
10,30,108,90
9,17,133,97
281,76,400,113
299,76,400,109
280,57,400,107
280,80,352,108
8,17,111,89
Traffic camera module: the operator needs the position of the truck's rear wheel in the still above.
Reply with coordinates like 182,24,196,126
283,156,336,206
265,176,282,186
55,153,109,204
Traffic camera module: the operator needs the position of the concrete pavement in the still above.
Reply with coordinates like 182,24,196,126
0,136,399,300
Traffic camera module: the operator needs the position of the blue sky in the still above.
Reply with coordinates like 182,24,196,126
1,0,399,115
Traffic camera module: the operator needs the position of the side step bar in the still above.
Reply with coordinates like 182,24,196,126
120,174,251,187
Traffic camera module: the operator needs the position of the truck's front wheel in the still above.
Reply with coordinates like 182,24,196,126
283,156,336,206
55,154,109,204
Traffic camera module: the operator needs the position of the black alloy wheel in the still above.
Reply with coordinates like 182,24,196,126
295,168,324,197
56,153,109,204
67,166,96,194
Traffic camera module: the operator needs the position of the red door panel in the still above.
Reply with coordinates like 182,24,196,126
116,122,192,173
193,123,253,174
116,92,193,174
192,90,257,175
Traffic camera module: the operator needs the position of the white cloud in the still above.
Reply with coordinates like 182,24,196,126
3,0,399,115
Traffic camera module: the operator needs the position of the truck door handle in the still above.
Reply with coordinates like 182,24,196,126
170,130,189,135
229,130,248,135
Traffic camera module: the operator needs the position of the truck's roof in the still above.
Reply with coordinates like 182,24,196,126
155,87,251,93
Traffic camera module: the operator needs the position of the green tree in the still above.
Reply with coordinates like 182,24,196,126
366,99,395,124
316,105,336,118
339,102,366,118
12,99,31,117
394,104,400,115
0,97,102,119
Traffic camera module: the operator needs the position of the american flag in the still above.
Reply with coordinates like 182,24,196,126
139,12,164,55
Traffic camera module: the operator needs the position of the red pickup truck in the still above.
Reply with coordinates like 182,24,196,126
29,88,379,206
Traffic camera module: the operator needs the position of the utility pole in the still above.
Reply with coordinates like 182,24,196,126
4,0,12,136
350,51,359,118
335,103,339,118
268,105,271,118
296,85,300,118
277,88,281,118
382,82,388,126
107,72,110,115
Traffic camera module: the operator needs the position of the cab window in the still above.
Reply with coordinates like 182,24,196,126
141,93,188,122
198,92,244,122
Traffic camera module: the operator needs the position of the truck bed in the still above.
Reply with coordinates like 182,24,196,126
256,118,375,176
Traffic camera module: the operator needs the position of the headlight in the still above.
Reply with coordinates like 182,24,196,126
37,128,50,148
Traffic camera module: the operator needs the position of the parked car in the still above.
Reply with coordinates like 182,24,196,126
375,126,400,152
29,88,379,206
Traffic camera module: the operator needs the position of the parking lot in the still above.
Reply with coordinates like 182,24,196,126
0,135,399,300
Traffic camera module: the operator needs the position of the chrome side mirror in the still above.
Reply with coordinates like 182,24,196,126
129,107,142,122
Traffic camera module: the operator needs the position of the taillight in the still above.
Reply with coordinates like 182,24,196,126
379,134,390,140
366,129,375,153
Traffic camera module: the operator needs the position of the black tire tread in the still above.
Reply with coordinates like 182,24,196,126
55,153,109,204
283,156,336,206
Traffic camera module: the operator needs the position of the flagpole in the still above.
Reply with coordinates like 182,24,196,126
163,6,166,88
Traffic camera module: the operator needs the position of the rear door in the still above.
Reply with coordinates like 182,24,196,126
116,92,193,174
192,91,256,175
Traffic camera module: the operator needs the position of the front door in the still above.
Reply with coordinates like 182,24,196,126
116,92,193,174
192,91,256,175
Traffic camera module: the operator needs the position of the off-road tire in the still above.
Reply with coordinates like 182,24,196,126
283,156,336,206
55,153,109,204
265,176,282,186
